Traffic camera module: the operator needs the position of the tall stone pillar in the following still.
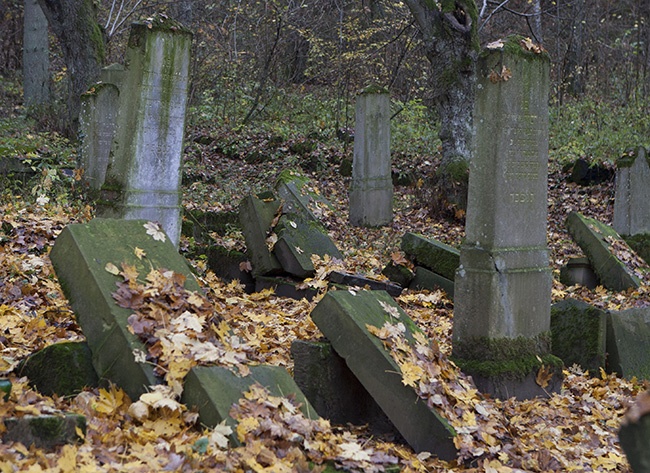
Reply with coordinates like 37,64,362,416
453,37,561,399
349,86,393,227
98,17,192,248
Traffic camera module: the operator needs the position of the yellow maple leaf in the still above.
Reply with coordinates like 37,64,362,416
94,385,126,415
237,417,260,442
400,361,424,387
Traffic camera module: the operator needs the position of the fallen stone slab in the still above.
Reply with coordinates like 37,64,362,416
181,365,317,445
3,414,86,449
327,271,402,297
401,233,459,281
625,233,650,267
18,341,99,397
566,212,645,291
607,308,650,380
254,276,318,301
409,266,454,297
381,262,414,288
619,390,650,472
238,194,284,277
550,299,607,374
291,339,403,441
273,213,342,278
559,257,599,289
206,245,255,293
275,169,334,222
50,218,201,400
310,290,456,458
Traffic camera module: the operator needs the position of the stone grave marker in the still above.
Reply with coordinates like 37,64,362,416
4,414,86,449
566,211,646,291
78,83,119,191
613,146,650,236
98,17,192,248
50,218,201,400
349,86,393,227
310,290,456,458
401,233,459,280
453,37,560,399
275,169,333,222
238,193,284,277
607,308,650,380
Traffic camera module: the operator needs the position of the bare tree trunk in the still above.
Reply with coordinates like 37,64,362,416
403,0,479,214
564,0,585,97
23,0,50,107
530,0,543,44
36,0,105,136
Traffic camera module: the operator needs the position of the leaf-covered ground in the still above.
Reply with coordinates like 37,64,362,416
0,132,648,472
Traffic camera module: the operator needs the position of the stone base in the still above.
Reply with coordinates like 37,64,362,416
468,367,563,400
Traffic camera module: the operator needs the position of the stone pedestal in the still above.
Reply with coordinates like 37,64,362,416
349,88,393,227
453,38,559,399
98,18,192,248
613,146,650,236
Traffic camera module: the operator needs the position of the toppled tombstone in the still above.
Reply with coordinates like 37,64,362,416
614,146,650,237
273,213,342,278
206,245,255,293
310,290,456,458
274,169,333,221
239,193,284,277
566,212,648,291
291,339,404,441
3,414,86,449
409,266,454,297
327,271,402,297
181,364,317,445
625,233,650,267
607,308,650,380
50,218,201,400
381,262,414,288
18,341,99,396
550,299,607,373
619,390,650,472
401,233,459,281
566,157,614,186
559,257,600,289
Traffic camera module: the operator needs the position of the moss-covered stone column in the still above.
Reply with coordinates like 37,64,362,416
349,85,393,227
613,146,650,236
453,37,561,399
98,16,192,248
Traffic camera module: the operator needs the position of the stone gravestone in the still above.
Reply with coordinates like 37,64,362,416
453,37,561,399
349,86,393,227
613,146,650,236
98,17,192,248
78,83,120,191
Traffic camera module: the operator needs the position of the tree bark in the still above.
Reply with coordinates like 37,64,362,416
403,0,479,214
36,0,105,136
564,0,585,97
23,0,50,107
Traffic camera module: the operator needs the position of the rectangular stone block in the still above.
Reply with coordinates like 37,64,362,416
566,211,644,291
607,308,650,380
310,290,456,458
550,298,607,373
327,271,402,297
409,266,454,298
238,194,283,277
4,414,86,449
401,233,459,281
275,169,333,222
291,339,403,440
613,146,650,236
50,218,201,400
181,365,318,445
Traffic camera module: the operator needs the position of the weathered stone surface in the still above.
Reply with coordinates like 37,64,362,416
273,213,342,278
275,169,333,222
607,308,650,380
181,365,317,445
50,218,201,400
182,209,239,243
559,257,599,289
381,262,414,288
550,298,607,373
238,194,283,277
310,290,456,457
254,276,318,301
98,19,192,248
614,146,650,236
206,245,255,292
401,233,459,281
625,233,650,267
78,83,119,191
3,414,86,449
409,266,454,297
327,271,402,297
349,89,393,227
19,342,99,397
291,339,403,440
619,391,650,472
566,212,643,291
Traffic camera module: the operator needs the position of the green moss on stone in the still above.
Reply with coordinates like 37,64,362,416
624,233,650,266
360,84,388,95
482,34,550,62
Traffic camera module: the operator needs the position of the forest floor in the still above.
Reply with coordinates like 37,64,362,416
0,112,649,472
